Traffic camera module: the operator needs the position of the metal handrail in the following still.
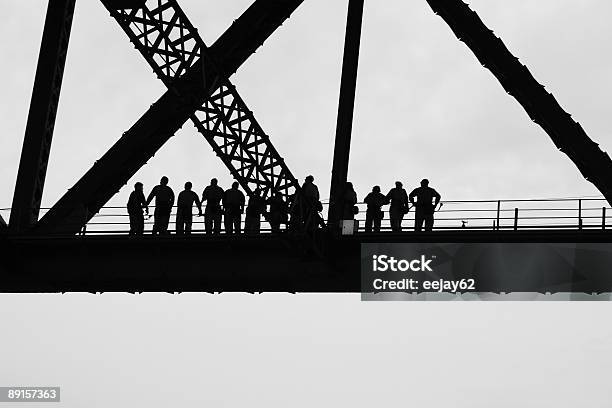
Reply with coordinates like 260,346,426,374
2,196,611,235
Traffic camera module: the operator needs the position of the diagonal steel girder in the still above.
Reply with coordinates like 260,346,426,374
426,0,612,205
34,0,303,234
10,0,76,232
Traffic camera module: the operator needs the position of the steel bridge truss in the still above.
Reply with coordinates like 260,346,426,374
426,0,612,205
109,1,299,197
12,0,612,236
31,0,303,234
10,0,76,232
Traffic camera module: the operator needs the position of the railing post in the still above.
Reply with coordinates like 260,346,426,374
496,200,501,230
578,199,583,230
514,208,518,231
603,207,606,230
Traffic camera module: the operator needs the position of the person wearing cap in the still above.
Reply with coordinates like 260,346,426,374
127,182,148,235
386,181,409,232
146,176,175,235
176,181,202,235
364,185,388,232
409,179,441,232
201,178,225,234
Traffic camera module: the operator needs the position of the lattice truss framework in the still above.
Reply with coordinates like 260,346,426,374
108,0,299,199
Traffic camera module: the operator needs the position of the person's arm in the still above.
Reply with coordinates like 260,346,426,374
240,193,245,213
139,191,149,214
201,188,208,203
382,193,390,206
433,189,441,206
408,189,417,205
145,186,156,207
170,190,175,208
195,192,203,215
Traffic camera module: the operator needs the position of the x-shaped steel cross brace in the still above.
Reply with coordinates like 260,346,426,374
35,0,304,234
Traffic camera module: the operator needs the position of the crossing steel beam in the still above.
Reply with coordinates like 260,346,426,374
426,0,612,205
10,0,76,232
34,0,303,234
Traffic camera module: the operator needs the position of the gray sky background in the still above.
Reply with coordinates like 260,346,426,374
2,1,612,406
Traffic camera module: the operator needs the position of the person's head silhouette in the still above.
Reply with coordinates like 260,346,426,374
211,178,218,186
395,181,403,189
160,176,169,185
232,181,239,189
305,175,314,183
135,182,143,191
421,179,429,187
185,182,192,190
373,185,381,193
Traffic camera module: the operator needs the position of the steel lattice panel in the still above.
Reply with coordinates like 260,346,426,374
105,0,299,199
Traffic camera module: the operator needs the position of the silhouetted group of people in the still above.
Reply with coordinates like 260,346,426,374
127,175,325,236
339,179,441,232
127,176,440,235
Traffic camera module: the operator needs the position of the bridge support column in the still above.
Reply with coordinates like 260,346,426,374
329,0,364,229
10,0,76,232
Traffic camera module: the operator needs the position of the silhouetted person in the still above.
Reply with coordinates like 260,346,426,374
127,182,148,235
302,175,320,230
146,176,175,235
341,182,358,220
201,178,224,234
364,185,388,233
267,192,287,233
245,188,266,234
409,179,441,232
386,181,409,232
223,182,245,234
176,182,202,235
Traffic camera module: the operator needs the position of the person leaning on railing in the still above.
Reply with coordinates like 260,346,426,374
245,188,266,234
409,179,441,232
364,186,388,233
127,182,148,235
146,176,175,235
301,175,321,231
341,182,358,221
176,182,202,235
386,181,409,232
267,192,287,233
223,182,245,234
201,178,224,235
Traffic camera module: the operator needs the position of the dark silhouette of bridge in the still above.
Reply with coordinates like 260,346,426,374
4,0,612,293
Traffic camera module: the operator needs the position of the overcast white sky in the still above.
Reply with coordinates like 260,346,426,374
3,0,612,209
2,1,612,407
